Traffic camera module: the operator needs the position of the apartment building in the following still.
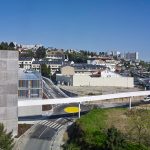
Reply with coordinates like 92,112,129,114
18,69,43,117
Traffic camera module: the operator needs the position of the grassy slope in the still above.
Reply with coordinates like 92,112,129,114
64,108,150,150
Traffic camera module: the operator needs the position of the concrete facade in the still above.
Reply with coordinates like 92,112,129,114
56,73,134,87
61,66,75,75
73,74,134,87
0,50,18,136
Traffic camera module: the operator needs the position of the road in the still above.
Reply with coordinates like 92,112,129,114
43,77,68,98
15,103,89,150
15,77,71,150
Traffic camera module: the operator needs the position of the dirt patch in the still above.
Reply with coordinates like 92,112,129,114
60,86,141,96
16,124,32,138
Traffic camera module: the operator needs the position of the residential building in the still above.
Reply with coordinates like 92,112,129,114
32,60,62,74
19,57,35,70
46,50,67,61
87,56,119,72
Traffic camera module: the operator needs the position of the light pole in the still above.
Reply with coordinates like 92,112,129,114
78,102,81,118
129,97,132,109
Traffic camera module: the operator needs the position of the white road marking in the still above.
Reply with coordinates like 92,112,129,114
46,122,53,127
41,120,47,125
52,123,59,129
50,122,57,128
55,124,62,129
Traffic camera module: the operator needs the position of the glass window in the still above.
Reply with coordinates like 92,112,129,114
19,80,28,88
18,90,28,98
30,80,40,88
30,89,40,98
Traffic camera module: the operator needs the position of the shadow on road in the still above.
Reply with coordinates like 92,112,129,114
18,111,89,122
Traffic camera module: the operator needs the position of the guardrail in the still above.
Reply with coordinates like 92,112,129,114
18,90,150,107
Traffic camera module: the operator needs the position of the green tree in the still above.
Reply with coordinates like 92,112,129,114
9,42,15,50
0,42,9,50
127,109,150,147
35,47,46,59
103,126,126,150
0,123,14,150
41,64,51,78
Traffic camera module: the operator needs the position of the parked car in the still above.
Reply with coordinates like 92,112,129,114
142,95,150,102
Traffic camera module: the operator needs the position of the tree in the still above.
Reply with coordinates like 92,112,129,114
103,126,126,150
35,46,46,59
9,42,15,50
41,64,51,78
0,123,14,150
0,42,9,50
126,109,150,147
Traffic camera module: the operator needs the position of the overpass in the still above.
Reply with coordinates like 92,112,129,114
18,90,150,118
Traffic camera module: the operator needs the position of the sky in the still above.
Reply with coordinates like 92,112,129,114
0,0,150,60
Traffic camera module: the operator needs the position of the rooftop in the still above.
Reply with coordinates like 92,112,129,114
18,68,42,80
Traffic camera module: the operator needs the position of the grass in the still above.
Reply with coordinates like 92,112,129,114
64,108,150,150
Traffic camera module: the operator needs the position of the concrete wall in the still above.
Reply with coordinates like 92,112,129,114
18,105,42,117
73,74,134,87
0,50,18,136
61,66,75,75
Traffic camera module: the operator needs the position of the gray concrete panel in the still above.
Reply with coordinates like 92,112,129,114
0,50,18,136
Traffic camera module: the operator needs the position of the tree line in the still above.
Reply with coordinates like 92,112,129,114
0,42,15,50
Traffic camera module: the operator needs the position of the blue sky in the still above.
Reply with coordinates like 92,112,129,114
0,0,150,60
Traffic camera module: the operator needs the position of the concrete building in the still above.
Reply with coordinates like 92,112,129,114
56,66,134,87
125,52,139,61
0,50,18,136
18,69,43,117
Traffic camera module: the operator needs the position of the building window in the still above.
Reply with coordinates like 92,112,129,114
30,89,40,98
30,80,40,88
18,90,28,98
19,80,28,88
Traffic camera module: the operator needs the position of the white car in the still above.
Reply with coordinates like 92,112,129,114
142,95,150,102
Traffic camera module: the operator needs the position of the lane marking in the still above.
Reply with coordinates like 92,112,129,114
38,126,49,138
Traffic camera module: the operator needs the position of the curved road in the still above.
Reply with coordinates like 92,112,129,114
15,103,89,150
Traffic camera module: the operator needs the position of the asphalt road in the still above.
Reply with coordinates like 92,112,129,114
15,103,89,150
43,77,68,98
